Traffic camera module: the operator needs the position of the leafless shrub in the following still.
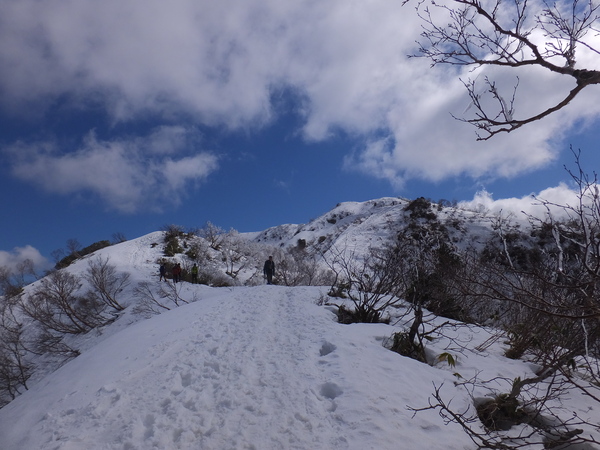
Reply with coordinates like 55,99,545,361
417,155,600,447
20,270,109,335
84,257,130,312
411,373,599,449
27,329,80,360
161,224,186,242
199,221,225,250
0,315,32,407
325,246,406,323
0,266,25,301
276,248,334,287
220,230,251,279
185,239,213,263
66,238,82,258
111,232,127,244
132,281,193,317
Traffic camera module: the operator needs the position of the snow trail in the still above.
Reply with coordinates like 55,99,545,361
171,286,347,450
1,286,358,450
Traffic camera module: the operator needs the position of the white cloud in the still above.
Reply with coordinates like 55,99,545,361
0,0,599,189
8,127,219,213
458,183,582,221
163,155,219,191
0,245,49,274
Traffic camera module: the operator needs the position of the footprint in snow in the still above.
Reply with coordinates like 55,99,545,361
319,341,337,357
320,382,343,399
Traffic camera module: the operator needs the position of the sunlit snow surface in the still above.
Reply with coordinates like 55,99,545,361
1,205,599,449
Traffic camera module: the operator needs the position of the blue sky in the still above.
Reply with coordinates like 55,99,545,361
1,0,599,273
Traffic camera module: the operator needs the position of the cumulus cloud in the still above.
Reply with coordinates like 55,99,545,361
7,127,219,213
458,183,582,221
0,0,598,191
0,245,49,274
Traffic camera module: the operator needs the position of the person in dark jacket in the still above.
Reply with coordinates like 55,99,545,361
172,263,182,283
159,263,167,281
263,256,275,285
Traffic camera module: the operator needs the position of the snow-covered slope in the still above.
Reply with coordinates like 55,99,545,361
0,284,538,450
252,197,495,257
1,197,599,449
253,198,408,250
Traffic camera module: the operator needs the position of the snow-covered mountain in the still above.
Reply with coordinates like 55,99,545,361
252,196,492,255
0,197,598,449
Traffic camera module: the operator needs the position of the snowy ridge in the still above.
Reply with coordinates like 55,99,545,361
255,197,413,253
1,197,599,449
252,196,495,258
0,284,525,450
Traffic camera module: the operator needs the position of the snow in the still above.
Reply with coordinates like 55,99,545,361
1,201,600,449
4,278,596,450
0,285,476,450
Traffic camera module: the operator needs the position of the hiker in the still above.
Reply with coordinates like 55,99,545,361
159,263,167,281
172,263,182,283
191,264,198,284
263,256,275,285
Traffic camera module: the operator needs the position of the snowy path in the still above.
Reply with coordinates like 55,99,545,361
158,287,349,450
0,287,348,449
0,285,474,450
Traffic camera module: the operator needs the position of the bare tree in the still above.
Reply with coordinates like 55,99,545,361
132,280,193,317
111,232,127,244
0,267,24,300
84,257,130,312
50,249,65,265
0,316,32,406
199,221,225,250
66,238,82,258
325,245,407,323
412,0,600,139
20,270,108,335
416,155,600,448
185,239,213,264
276,248,334,287
0,266,33,406
220,230,251,279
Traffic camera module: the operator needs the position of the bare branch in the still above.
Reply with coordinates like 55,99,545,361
412,0,600,138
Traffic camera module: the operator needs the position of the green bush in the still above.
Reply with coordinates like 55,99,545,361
55,240,112,269
389,331,426,363
164,237,183,257
404,197,436,221
336,304,389,324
